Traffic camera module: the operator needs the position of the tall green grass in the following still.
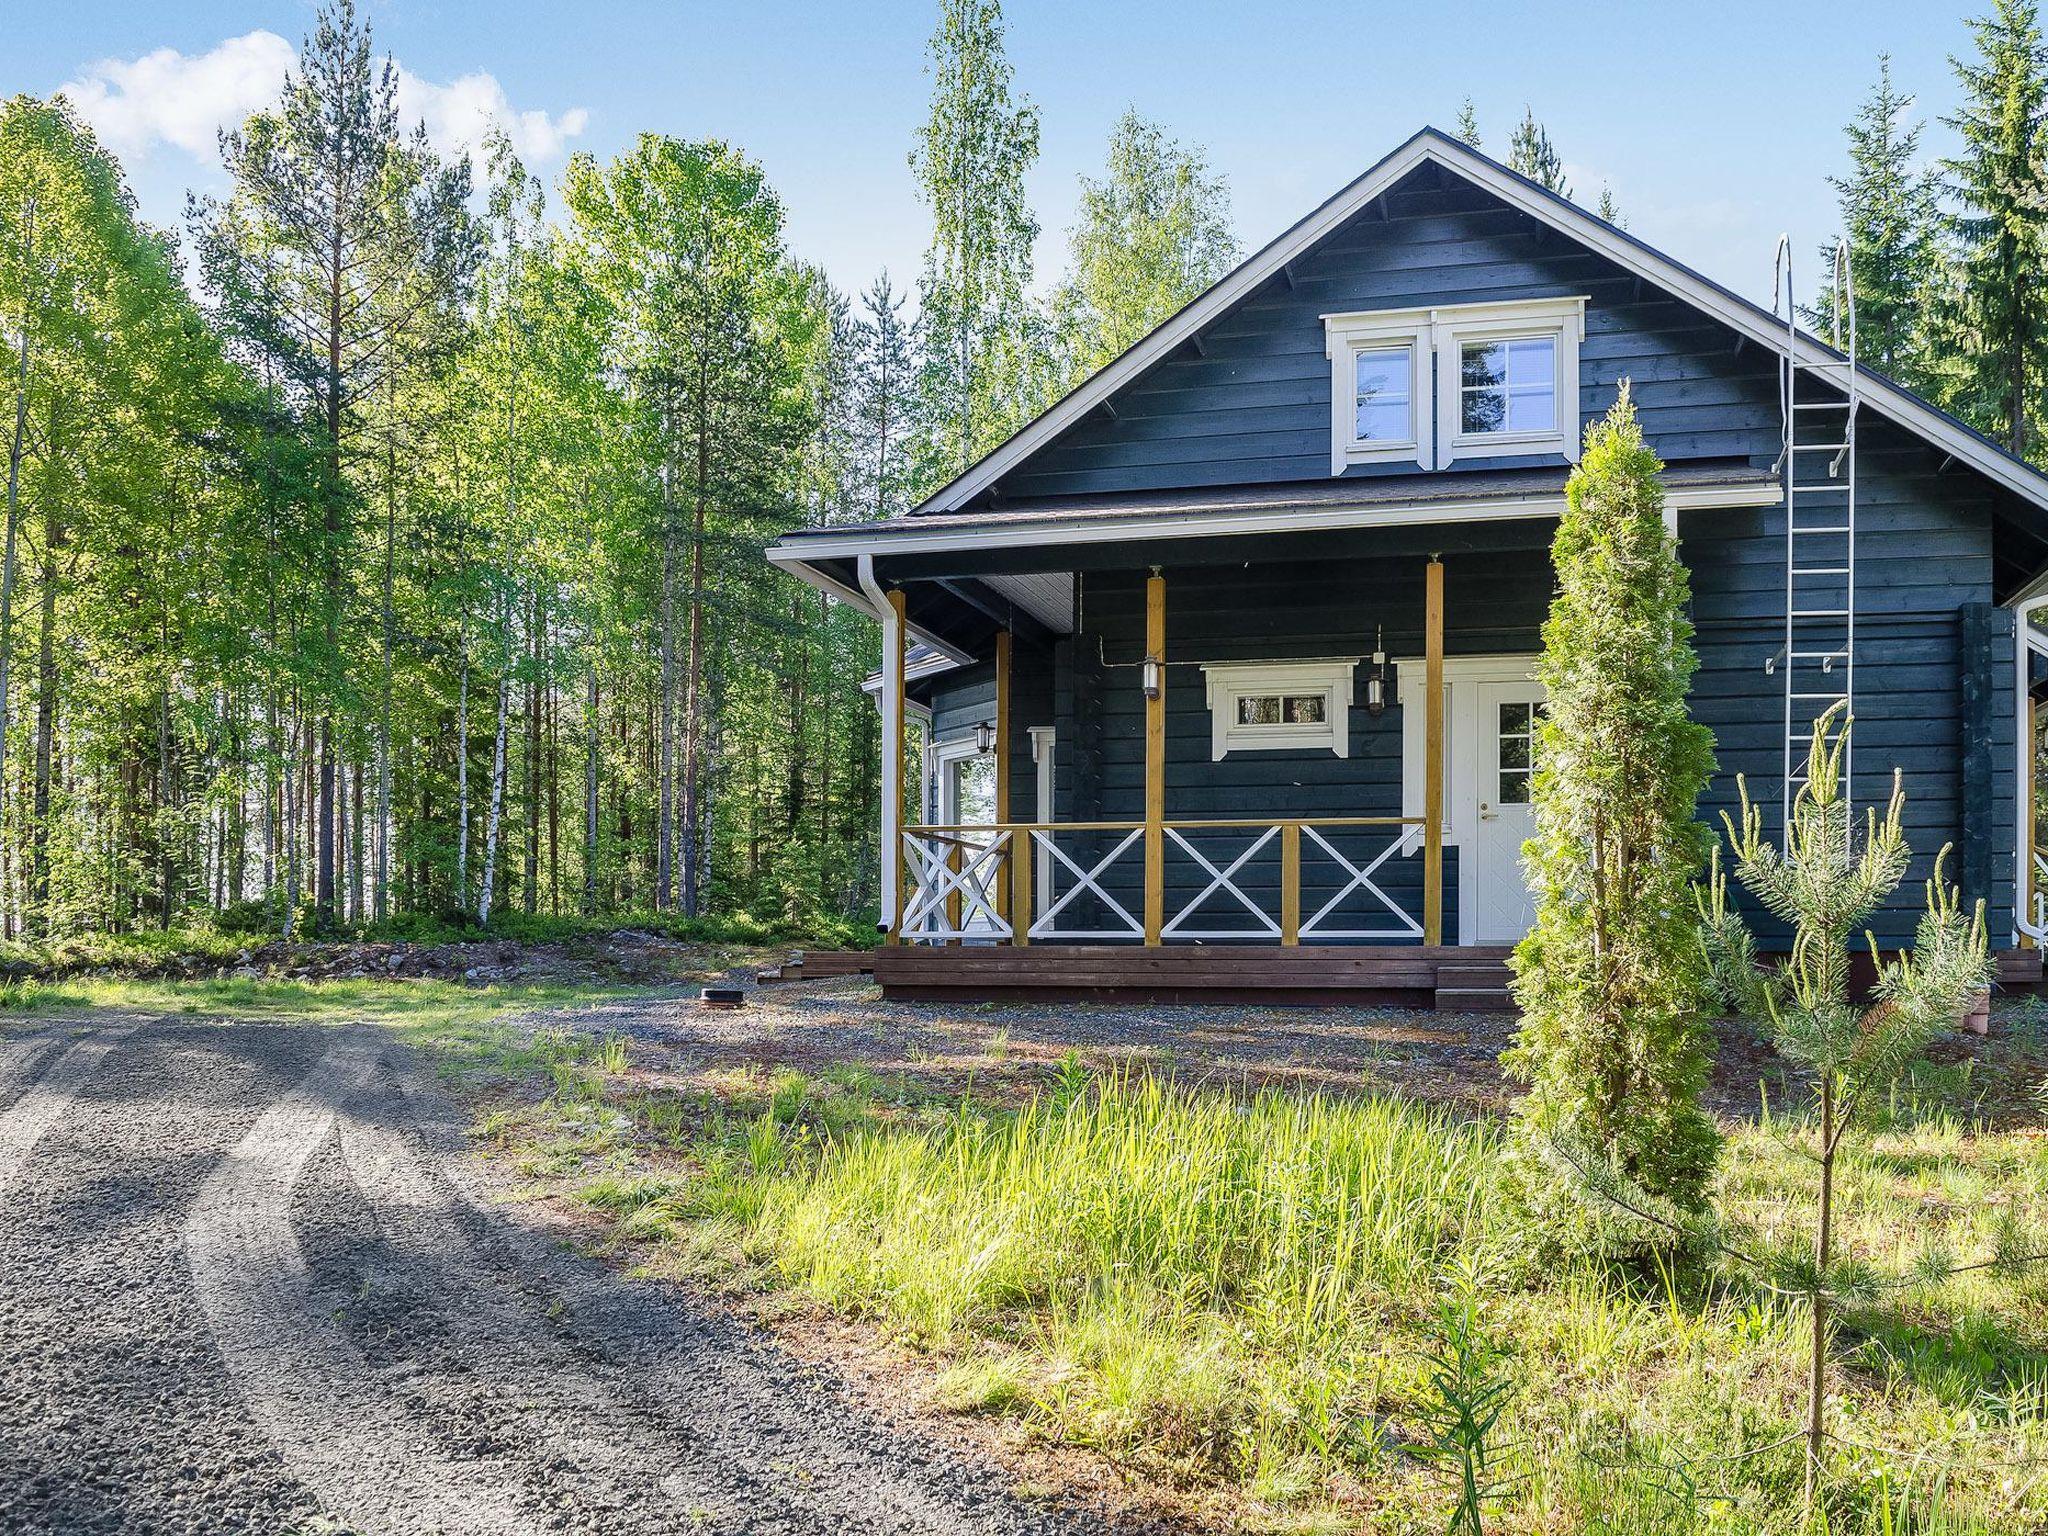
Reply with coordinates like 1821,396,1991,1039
682,1069,1493,1491
602,1061,2048,1532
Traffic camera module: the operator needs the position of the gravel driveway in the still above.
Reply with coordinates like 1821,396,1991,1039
0,1014,1121,1536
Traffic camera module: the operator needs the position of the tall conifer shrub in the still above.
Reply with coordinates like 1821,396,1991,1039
1503,388,1720,1237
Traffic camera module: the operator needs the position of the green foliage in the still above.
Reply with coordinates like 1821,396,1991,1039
1504,388,1721,1237
1939,0,2048,455
1045,109,1238,390
1408,1261,1517,1536
909,0,1042,486
1816,57,1941,384
1507,108,1570,196
1700,708,1992,1106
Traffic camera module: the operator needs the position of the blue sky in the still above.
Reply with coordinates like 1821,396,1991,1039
10,1,1992,310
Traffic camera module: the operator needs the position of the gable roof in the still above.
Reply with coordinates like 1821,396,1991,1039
914,126,2048,520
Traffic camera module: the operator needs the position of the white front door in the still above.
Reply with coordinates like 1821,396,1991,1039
1472,682,1546,943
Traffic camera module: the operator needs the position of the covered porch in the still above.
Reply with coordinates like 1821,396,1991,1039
769,468,1780,1005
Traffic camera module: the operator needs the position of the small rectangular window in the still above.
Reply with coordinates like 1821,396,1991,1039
1495,700,1545,804
1353,346,1413,443
1461,336,1557,435
1202,660,1357,759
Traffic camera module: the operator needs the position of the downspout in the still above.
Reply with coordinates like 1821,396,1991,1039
857,554,901,937
2014,594,2048,943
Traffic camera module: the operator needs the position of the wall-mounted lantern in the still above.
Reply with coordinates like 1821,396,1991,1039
1141,655,1163,700
974,719,997,754
1367,626,1388,716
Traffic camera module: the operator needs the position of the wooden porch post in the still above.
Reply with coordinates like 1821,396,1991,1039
883,586,908,944
1144,569,1166,946
994,629,1013,933
1423,557,1445,947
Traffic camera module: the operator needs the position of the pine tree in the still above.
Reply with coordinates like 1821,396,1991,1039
909,0,1041,489
194,0,478,929
1818,56,1939,382
850,274,916,521
1507,108,1570,196
1594,185,1622,226
1455,98,1481,148
1503,388,1720,1242
1048,109,1237,391
1700,708,1991,1506
1942,0,2048,455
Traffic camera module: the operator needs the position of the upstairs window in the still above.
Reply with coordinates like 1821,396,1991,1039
1324,296,1585,472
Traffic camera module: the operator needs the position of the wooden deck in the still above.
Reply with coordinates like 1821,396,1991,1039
867,944,1516,1010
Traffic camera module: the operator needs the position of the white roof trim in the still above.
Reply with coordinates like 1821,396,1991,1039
769,479,1777,566
914,127,2048,519
788,561,975,668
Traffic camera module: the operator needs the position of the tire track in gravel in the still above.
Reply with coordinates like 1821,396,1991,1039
185,1031,553,1536
316,1052,1108,1536
0,1027,133,1197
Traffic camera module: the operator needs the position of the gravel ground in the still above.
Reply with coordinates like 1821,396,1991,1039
0,1013,1140,1536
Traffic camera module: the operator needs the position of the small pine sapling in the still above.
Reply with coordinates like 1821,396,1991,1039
1698,704,1991,1507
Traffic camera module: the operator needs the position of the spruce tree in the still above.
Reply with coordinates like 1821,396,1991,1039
1818,56,1939,383
1942,0,2048,456
909,0,1041,488
1507,108,1569,196
1503,388,1720,1238
1454,98,1481,148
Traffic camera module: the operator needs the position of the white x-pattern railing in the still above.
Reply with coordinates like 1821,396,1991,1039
899,817,1423,945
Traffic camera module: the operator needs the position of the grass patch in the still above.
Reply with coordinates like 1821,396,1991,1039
516,1053,2048,1535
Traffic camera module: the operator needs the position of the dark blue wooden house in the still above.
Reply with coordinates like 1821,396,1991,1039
768,128,2048,1007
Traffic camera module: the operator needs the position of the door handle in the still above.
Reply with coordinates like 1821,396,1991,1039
1479,802,1497,820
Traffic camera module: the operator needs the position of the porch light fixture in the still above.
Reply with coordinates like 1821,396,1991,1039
1367,627,1388,716
1141,655,1163,700
974,719,997,754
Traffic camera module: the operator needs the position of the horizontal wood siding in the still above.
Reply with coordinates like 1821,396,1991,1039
990,173,1781,501
1685,413,2009,944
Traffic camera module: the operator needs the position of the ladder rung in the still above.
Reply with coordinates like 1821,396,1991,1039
1794,400,1853,411
1789,481,1851,490
1791,608,1850,618
1790,525,1851,536
1791,649,1847,659
1799,358,1857,370
1792,442,1851,452
1793,566,1850,576
1790,691,1848,700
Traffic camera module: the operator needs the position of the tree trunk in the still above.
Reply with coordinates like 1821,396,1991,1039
479,595,513,927
1,240,36,936
525,587,541,915
376,407,397,922
456,646,470,908
656,455,677,910
584,656,600,916
679,369,710,918
1805,1076,1837,1508
29,491,58,934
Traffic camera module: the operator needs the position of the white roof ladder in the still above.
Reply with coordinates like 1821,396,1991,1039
1768,235,1858,843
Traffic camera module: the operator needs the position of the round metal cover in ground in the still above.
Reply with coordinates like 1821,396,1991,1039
700,985,746,1010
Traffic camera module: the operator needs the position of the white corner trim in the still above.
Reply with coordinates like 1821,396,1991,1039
1200,657,1359,760
910,128,2048,520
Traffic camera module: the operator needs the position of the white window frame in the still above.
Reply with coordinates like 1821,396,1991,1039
1323,312,1432,472
1322,296,1587,474
1436,298,1585,466
1200,658,1359,760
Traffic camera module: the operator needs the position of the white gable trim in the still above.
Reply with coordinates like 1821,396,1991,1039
913,128,2048,520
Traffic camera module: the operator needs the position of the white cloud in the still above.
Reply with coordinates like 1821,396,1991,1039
59,30,589,170
60,31,297,160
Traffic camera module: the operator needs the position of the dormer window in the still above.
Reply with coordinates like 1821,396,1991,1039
1324,296,1586,473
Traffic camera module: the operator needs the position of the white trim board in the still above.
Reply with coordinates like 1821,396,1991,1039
770,478,1774,567
908,127,2048,521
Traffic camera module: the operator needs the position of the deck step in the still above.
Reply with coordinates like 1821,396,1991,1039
1434,986,1515,1013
